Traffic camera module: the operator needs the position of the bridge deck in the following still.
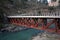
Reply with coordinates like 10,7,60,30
7,16,60,18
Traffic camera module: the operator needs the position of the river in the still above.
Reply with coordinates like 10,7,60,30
0,28,44,40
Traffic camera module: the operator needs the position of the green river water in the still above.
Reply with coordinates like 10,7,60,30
0,28,44,40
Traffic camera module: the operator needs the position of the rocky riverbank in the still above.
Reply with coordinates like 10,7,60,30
32,31,60,40
0,24,28,33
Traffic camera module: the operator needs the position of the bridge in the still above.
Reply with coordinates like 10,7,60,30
8,18,60,34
